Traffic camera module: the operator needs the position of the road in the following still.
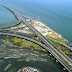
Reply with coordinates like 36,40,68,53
0,32,51,50
46,37,72,52
1,4,72,72
0,20,21,30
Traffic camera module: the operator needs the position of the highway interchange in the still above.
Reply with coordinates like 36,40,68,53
0,4,72,72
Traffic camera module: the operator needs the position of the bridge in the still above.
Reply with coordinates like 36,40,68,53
0,32,51,50
46,37,72,52
1,4,72,72
0,19,21,31
0,28,72,52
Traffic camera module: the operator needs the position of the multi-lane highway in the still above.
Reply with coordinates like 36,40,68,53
46,37,72,52
0,32,50,49
1,4,72,72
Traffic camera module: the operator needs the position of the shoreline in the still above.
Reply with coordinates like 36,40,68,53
27,19,70,45
0,17,71,45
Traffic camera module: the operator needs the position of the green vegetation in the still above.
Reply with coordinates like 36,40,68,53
32,37,41,43
46,36,69,45
27,20,31,22
11,38,22,46
4,36,72,55
4,37,44,51
49,39,72,55
4,38,9,42
33,36,71,54
11,38,43,50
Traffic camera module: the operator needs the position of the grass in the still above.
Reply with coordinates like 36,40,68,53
4,38,9,42
11,38,43,49
32,36,72,55
4,36,72,55
46,35,69,45
4,37,44,51
49,39,72,55
32,37,41,43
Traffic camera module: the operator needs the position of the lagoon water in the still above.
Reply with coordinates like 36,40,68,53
0,5,17,27
0,0,72,42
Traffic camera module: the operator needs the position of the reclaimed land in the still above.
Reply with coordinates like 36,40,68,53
4,36,45,51
4,36,72,55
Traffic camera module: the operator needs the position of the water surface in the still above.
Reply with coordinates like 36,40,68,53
0,5,17,27
0,0,72,42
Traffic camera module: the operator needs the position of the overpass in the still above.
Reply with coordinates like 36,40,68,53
0,32,51,50
0,28,72,52
1,4,72,72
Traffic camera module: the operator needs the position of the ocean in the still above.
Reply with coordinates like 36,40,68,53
0,5,17,27
0,0,72,43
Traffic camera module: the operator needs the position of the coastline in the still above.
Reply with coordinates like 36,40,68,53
0,16,71,45
13,18,70,45
1,17,72,55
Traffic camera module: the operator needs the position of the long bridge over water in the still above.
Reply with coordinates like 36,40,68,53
0,4,72,72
